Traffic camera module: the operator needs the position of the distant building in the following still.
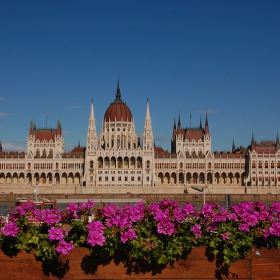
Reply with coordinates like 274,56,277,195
0,80,279,194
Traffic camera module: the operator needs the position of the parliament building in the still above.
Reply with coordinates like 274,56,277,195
1,81,280,195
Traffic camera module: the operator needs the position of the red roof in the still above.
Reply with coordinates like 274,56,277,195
184,129,203,141
154,147,165,153
71,147,86,153
254,146,275,154
252,141,276,154
31,128,61,142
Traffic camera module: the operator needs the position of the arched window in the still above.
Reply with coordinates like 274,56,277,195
90,161,94,169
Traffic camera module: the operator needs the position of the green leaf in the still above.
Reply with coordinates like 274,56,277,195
157,254,168,264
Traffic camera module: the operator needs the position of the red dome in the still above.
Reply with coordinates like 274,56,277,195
104,99,133,122
104,79,133,122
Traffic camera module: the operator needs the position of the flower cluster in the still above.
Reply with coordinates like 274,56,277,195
1,199,280,266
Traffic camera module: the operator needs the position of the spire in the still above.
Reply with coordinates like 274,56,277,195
116,76,121,100
199,116,202,129
177,112,182,135
29,119,34,135
90,98,94,120
251,133,255,144
142,99,154,151
250,132,256,151
232,139,236,153
57,117,62,135
87,99,98,151
172,117,177,138
145,98,151,120
276,133,279,144
0,140,2,152
205,111,209,135
178,112,181,127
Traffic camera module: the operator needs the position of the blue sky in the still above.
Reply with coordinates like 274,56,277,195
1,1,280,153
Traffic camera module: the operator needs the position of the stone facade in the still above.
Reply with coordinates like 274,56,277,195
0,81,280,195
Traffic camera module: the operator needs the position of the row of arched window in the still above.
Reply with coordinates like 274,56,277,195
89,157,148,169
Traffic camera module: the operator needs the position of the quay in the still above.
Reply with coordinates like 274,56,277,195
1,192,280,205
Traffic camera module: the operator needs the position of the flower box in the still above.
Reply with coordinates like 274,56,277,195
0,246,280,279
2,199,280,279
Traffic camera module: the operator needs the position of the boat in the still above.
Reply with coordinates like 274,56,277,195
15,187,56,210
15,197,57,210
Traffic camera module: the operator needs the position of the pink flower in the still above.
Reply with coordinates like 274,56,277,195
120,228,137,243
3,222,20,237
221,232,229,240
87,231,105,246
48,227,64,241
191,224,202,238
157,219,175,236
56,240,74,255
87,221,106,247
269,222,280,237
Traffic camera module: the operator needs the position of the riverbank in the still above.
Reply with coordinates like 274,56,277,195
1,192,279,204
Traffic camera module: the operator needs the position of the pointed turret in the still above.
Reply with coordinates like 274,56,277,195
87,99,98,151
232,139,236,153
177,113,182,135
142,99,154,151
172,117,177,138
276,133,279,144
0,140,2,152
251,133,255,145
57,118,62,135
29,119,34,136
199,116,202,129
116,77,121,100
205,112,209,135
250,133,256,151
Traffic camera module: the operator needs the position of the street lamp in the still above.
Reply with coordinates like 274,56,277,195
191,186,206,205
34,184,38,202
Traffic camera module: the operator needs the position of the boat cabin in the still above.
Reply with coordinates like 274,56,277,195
16,198,57,210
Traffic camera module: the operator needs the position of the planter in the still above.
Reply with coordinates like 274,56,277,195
1,246,279,280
